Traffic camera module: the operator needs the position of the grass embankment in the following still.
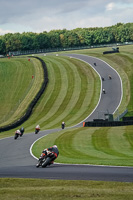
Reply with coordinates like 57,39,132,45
21,55,100,132
0,57,43,127
0,55,100,138
1,178,133,200
32,125,133,166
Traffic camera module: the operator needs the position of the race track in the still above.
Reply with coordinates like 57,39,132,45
1,54,133,182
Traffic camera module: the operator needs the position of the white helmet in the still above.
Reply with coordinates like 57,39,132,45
53,145,57,148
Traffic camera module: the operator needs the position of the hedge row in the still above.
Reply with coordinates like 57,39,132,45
0,56,48,132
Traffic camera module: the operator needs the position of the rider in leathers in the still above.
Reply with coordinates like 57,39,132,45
42,145,59,164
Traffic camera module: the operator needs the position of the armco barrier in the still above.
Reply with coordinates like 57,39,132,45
84,120,133,127
0,56,48,132
123,116,133,121
103,50,119,54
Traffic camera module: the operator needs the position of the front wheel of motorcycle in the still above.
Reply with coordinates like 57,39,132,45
36,163,40,168
41,157,51,168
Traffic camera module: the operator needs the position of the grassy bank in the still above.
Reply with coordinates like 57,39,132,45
0,57,43,127
0,178,133,200
32,125,133,166
16,55,100,132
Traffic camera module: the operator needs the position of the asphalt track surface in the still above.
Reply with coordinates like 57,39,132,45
0,54,133,182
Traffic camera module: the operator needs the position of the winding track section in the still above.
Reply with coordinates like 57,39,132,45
0,54,133,182
66,54,122,124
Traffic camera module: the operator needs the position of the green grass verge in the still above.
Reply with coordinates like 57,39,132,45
0,178,133,200
0,57,43,126
32,125,133,166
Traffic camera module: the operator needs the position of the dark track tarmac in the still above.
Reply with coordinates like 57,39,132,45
1,54,132,182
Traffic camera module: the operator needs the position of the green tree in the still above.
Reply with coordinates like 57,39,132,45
49,30,61,48
0,37,6,54
20,32,36,50
36,32,49,49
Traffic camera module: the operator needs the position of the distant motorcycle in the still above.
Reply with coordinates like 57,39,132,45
109,75,112,80
102,89,106,94
61,122,65,129
14,130,21,140
36,150,54,168
35,125,40,134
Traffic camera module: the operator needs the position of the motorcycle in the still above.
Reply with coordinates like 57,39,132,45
109,75,112,80
14,131,21,140
102,89,106,94
36,150,54,168
61,122,65,129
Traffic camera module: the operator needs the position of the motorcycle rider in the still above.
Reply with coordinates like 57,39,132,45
40,145,59,164
14,129,21,139
15,129,21,135
102,88,105,94
61,121,65,129
20,127,24,136
35,124,40,133
108,75,112,79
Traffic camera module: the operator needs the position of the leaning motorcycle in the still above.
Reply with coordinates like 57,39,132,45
36,150,54,168
14,132,20,140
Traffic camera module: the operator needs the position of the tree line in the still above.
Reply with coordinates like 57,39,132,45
0,22,133,55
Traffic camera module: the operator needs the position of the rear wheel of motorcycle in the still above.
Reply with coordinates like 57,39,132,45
14,134,18,140
42,157,51,168
35,130,39,134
